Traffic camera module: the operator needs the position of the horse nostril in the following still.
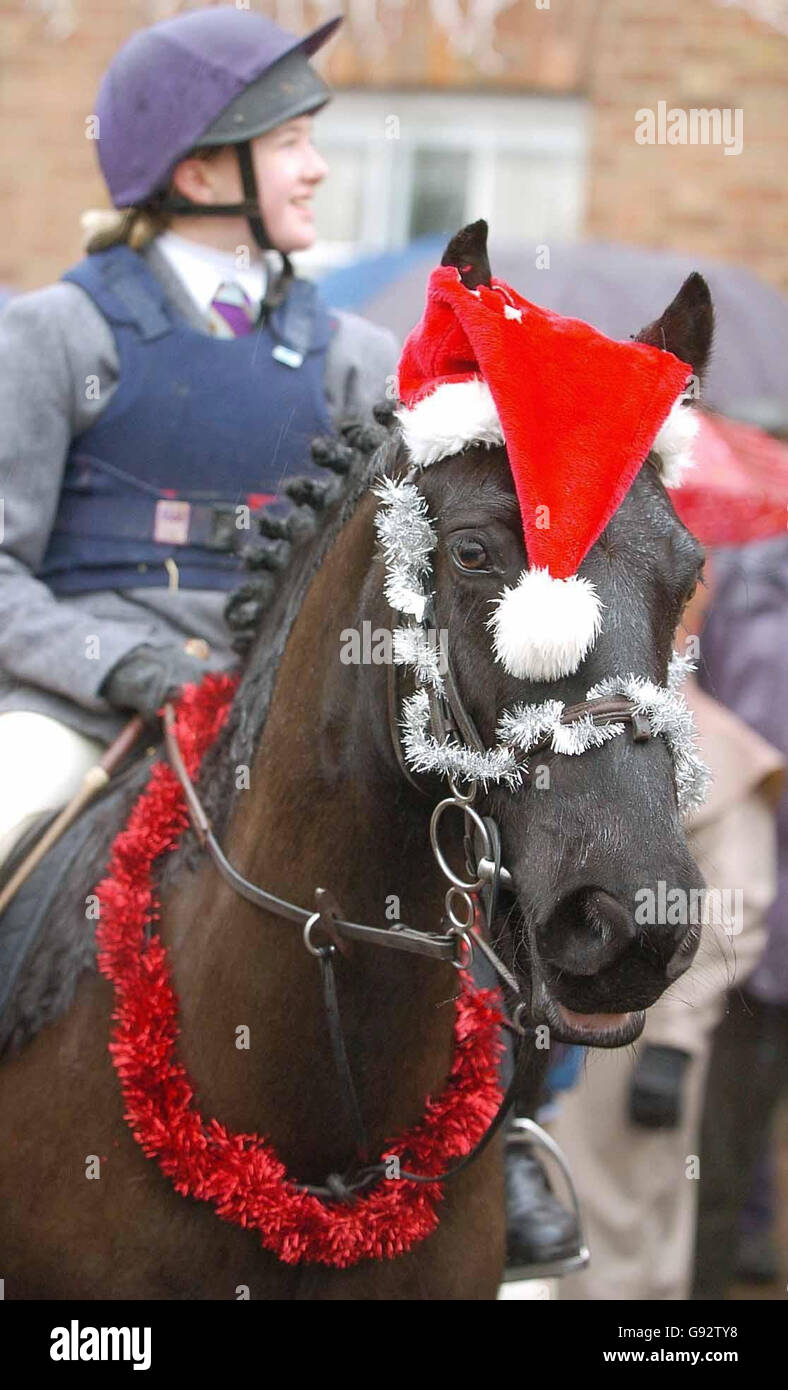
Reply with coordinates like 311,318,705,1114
585,890,637,949
580,889,637,970
537,887,637,976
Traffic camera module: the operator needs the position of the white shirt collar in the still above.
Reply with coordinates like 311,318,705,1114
155,231,269,318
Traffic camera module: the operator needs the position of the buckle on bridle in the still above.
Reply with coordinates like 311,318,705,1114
631,711,652,742
302,887,351,958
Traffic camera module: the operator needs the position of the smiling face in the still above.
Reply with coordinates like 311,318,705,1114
252,116,328,251
168,115,328,254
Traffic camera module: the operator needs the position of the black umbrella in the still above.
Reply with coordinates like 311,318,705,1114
357,239,788,416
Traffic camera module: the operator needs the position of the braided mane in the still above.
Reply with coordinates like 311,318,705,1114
186,405,402,843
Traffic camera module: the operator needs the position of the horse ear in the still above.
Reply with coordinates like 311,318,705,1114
635,272,714,386
441,219,492,289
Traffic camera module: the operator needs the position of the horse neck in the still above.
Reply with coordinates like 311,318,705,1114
162,494,459,1182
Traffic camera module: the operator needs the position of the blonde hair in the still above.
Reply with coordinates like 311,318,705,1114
80,205,170,254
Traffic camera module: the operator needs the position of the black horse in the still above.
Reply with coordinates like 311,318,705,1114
0,222,712,1299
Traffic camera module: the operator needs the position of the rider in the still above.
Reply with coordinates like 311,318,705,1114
0,7,397,864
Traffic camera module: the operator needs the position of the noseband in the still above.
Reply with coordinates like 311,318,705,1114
388,648,653,801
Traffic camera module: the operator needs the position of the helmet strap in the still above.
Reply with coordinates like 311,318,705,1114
140,142,295,317
150,141,268,241
234,141,270,253
228,143,296,317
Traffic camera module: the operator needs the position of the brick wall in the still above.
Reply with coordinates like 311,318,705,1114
1,0,786,294
585,0,788,293
0,2,128,288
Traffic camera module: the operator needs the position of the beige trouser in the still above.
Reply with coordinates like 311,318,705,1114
549,781,777,1301
550,1038,711,1301
0,712,104,870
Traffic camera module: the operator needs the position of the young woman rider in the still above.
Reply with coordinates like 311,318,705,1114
0,7,397,863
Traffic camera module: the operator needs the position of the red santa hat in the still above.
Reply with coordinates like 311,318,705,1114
395,264,697,681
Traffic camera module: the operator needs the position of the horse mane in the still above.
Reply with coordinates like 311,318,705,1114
0,407,402,1056
184,405,402,850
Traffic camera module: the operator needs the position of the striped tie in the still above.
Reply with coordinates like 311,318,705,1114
207,281,257,338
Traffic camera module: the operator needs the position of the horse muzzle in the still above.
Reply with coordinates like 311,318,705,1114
531,976,646,1048
518,878,702,1047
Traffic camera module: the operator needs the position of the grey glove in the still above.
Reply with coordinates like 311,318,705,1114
628,1044,692,1130
100,643,209,722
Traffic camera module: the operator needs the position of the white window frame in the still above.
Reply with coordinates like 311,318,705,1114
296,89,588,272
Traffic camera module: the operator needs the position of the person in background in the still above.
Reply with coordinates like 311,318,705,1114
0,6,398,868
692,525,788,1298
548,568,783,1300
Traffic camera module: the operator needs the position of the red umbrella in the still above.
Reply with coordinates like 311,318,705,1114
670,412,788,547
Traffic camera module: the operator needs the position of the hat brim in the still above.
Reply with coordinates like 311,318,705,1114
299,14,344,59
197,19,340,147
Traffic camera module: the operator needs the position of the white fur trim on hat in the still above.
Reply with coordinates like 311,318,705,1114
653,396,700,488
396,378,504,468
487,568,603,681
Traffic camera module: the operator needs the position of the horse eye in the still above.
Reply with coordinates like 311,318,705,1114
450,537,492,573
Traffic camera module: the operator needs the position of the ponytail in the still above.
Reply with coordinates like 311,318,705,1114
80,204,170,254
81,147,232,253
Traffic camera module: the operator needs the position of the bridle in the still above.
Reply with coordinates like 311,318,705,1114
162,603,655,1200
159,454,712,1206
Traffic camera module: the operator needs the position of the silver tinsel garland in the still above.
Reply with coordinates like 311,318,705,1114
391,625,446,691
373,476,710,814
399,654,710,813
372,476,436,622
401,688,522,789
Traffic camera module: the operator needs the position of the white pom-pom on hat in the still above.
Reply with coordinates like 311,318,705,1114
487,567,603,681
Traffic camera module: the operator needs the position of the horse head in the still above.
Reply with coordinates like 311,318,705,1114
218,218,713,1060
367,220,713,1048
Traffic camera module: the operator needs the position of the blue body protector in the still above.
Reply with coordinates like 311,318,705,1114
38,245,335,593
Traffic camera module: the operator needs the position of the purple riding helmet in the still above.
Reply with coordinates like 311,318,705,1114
95,5,342,251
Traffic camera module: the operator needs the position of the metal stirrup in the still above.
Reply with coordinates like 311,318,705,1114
501,1118,591,1282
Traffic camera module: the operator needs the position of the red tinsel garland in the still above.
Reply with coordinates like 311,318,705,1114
94,673,505,1268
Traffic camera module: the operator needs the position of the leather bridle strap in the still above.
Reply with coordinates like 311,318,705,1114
316,946,370,1162
529,696,653,752
386,655,651,799
296,1003,532,1199
163,704,462,964
386,657,428,796
442,659,488,754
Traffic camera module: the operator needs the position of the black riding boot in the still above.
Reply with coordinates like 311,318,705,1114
504,1138,583,1268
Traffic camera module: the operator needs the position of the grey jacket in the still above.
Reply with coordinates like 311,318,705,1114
0,241,399,743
